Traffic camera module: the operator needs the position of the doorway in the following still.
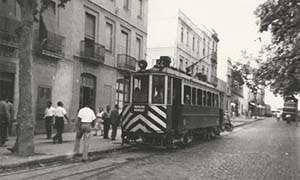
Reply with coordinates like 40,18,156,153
80,73,96,111
0,72,14,101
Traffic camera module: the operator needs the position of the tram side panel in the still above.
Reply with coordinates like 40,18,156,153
176,105,220,131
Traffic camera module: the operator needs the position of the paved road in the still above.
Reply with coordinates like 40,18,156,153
1,117,300,180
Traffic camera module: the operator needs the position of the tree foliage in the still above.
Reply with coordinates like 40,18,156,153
255,0,300,96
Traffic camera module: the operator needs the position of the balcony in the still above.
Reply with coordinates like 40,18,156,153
211,76,218,86
117,54,136,72
0,16,20,48
80,40,105,64
211,51,217,64
38,31,65,59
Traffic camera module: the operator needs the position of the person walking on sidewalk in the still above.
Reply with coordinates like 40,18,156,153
53,101,69,144
0,97,10,147
93,107,104,136
102,105,111,139
44,101,55,139
5,98,14,137
110,104,120,141
73,104,96,162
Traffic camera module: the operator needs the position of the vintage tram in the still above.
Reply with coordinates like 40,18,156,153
120,57,222,147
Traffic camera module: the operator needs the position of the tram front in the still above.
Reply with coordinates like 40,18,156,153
121,73,169,145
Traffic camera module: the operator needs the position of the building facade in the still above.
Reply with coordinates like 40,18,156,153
0,0,148,133
147,7,219,86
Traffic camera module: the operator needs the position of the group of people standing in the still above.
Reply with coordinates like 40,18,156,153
0,96,14,147
73,104,120,162
44,102,120,162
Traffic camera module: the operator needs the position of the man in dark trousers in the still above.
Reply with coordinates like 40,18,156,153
102,105,111,139
0,96,10,146
110,104,120,141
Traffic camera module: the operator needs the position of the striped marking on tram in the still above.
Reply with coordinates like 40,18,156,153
121,105,167,133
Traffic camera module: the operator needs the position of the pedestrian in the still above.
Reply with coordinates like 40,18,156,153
102,105,111,139
44,101,55,139
0,97,10,147
94,107,104,136
5,98,14,137
276,111,281,121
110,104,120,141
73,103,96,162
53,101,69,144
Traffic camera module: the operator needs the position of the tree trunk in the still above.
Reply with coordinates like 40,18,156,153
15,0,37,156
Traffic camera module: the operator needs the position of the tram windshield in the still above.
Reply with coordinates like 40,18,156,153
133,75,149,103
152,75,165,104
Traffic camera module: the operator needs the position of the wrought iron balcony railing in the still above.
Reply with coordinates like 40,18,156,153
0,16,20,48
39,31,65,58
117,54,137,71
80,40,105,64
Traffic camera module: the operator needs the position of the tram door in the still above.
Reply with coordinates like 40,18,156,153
172,78,181,130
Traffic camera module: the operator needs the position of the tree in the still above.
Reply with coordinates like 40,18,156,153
255,0,300,97
5,0,70,156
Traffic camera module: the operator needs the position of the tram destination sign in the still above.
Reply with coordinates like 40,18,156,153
133,105,147,113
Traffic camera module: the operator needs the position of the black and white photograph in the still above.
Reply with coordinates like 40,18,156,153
0,0,299,179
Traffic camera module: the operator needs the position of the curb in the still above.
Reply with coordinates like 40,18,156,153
0,144,130,173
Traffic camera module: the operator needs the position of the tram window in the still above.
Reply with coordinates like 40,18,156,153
216,94,219,108
203,90,206,106
184,85,191,104
124,76,130,103
167,77,172,104
197,89,202,106
207,92,212,107
133,75,149,103
192,87,196,105
212,94,215,107
152,75,165,104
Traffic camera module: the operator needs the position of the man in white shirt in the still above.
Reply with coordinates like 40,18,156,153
73,104,96,162
44,101,55,139
53,101,69,144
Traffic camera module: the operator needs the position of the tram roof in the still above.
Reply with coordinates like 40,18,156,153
132,67,219,91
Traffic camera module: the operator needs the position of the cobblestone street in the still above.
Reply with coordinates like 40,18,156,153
90,117,300,180
1,117,300,180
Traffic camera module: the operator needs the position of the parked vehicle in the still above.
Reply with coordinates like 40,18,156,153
282,96,298,123
120,57,223,148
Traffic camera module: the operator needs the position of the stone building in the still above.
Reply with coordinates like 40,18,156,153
0,0,148,133
147,2,219,86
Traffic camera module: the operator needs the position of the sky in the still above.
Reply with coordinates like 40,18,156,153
151,0,283,110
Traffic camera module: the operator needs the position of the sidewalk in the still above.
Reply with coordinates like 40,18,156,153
0,117,262,170
232,116,263,128
0,129,124,170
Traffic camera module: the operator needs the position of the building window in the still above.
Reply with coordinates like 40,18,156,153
137,0,143,18
136,36,142,60
197,39,200,54
180,27,184,42
116,79,124,110
186,31,189,46
179,58,183,71
105,22,113,51
203,38,206,56
85,12,96,40
120,30,129,54
123,0,130,10
192,36,195,51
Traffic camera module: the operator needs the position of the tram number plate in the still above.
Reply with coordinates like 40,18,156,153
133,105,146,113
